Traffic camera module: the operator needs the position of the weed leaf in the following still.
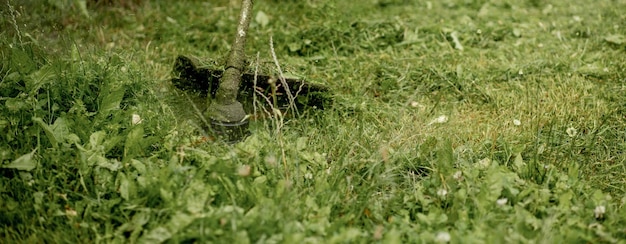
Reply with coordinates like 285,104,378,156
98,85,125,117
25,65,55,94
130,159,147,174
255,11,269,28
166,212,195,239
604,34,625,45
4,148,38,171
118,172,133,200
89,131,107,149
5,97,27,112
513,153,525,172
51,117,70,143
98,159,122,172
10,48,37,74
124,125,144,160
182,180,210,214
141,227,171,243
75,0,90,18
33,117,59,148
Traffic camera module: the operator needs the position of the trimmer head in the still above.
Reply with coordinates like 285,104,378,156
171,55,332,111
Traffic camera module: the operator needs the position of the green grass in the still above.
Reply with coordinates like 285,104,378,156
1,0,625,242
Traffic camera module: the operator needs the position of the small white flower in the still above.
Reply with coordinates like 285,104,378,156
131,114,143,125
594,205,606,219
518,69,524,75
304,172,313,180
166,16,177,24
566,127,577,137
237,165,251,177
410,101,419,108
513,119,521,126
435,231,451,243
66,208,78,217
477,158,491,169
428,115,448,125
496,198,508,206
264,155,277,167
437,188,448,198
452,171,462,181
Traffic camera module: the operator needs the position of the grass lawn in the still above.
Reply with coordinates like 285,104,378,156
1,0,625,242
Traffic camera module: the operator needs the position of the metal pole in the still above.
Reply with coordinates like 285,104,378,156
206,0,254,142
214,0,253,106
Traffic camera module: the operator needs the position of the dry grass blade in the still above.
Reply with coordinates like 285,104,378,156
269,36,298,117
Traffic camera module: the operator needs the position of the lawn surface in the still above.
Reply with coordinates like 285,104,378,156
1,0,626,242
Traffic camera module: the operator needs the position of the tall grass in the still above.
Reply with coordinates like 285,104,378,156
1,0,625,242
